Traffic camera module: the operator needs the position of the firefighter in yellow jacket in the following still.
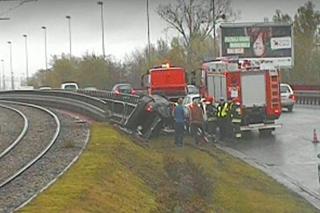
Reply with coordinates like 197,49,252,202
216,97,229,140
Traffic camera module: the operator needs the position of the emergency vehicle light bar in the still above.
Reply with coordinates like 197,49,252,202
161,63,170,68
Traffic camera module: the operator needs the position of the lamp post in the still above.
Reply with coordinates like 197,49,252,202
0,59,4,90
7,41,14,90
97,1,106,58
212,0,218,58
41,26,48,70
0,19,9,90
212,0,225,58
22,34,29,84
66,15,72,57
146,0,151,67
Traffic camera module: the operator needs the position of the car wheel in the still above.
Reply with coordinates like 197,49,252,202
287,105,293,112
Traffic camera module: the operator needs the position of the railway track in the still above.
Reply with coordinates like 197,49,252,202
0,104,27,156
0,101,90,213
0,101,60,189
0,104,29,159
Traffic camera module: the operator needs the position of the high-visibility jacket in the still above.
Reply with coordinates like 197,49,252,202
229,102,242,123
228,102,234,118
217,102,229,118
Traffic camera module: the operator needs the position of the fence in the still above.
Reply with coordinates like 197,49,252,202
294,90,320,105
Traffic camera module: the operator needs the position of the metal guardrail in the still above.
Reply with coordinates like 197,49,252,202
294,90,320,105
77,89,141,105
0,90,140,127
0,90,169,139
0,90,108,121
75,89,139,125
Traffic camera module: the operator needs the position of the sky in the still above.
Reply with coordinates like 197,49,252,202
0,0,319,88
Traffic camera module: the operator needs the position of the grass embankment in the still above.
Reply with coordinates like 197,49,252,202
20,123,318,213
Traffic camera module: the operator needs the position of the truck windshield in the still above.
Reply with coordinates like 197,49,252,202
187,85,199,94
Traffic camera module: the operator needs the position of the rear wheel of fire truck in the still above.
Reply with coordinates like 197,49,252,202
258,128,275,136
241,130,251,138
287,105,293,112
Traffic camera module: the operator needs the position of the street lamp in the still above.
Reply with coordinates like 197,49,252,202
147,0,151,66
146,0,151,67
41,26,48,70
97,1,106,58
0,59,4,90
22,34,29,84
7,41,14,90
66,15,72,57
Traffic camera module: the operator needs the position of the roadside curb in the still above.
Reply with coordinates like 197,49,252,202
215,143,320,210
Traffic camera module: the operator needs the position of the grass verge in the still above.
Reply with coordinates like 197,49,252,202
20,123,319,213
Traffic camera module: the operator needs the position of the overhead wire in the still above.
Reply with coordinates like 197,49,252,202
0,0,37,17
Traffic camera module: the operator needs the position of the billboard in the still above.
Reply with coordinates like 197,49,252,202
220,23,293,68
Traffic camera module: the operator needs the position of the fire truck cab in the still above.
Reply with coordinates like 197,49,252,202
142,63,187,102
201,58,282,134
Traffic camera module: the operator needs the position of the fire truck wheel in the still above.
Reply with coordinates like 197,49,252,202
258,129,274,136
287,105,293,112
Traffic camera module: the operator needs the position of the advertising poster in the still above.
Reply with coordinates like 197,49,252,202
220,23,293,68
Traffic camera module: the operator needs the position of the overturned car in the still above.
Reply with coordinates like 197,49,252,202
125,95,173,139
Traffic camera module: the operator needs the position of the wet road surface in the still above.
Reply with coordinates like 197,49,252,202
218,105,320,209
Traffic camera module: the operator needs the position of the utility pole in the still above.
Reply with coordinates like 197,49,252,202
146,0,151,67
41,26,48,70
212,0,216,58
23,34,29,84
97,1,106,58
7,41,14,90
66,15,72,58
0,59,3,90
0,18,9,90
212,0,225,58
1,60,5,90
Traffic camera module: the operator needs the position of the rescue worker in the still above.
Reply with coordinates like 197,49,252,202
173,98,186,147
228,100,242,139
216,97,229,140
204,96,217,142
188,99,208,144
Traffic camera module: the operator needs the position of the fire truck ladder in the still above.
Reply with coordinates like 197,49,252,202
269,72,281,113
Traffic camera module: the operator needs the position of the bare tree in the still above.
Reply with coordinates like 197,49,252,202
157,0,235,74
157,0,234,47
272,9,292,24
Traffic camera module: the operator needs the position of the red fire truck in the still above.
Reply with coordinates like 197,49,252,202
200,59,282,134
142,63,187,101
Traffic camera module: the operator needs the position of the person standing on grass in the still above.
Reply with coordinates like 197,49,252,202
188,99,207,144
173,98,186,147
205,96,217,142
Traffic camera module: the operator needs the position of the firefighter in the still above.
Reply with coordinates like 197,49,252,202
216,97,229,140
204,96,217,142
229,100,242,139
